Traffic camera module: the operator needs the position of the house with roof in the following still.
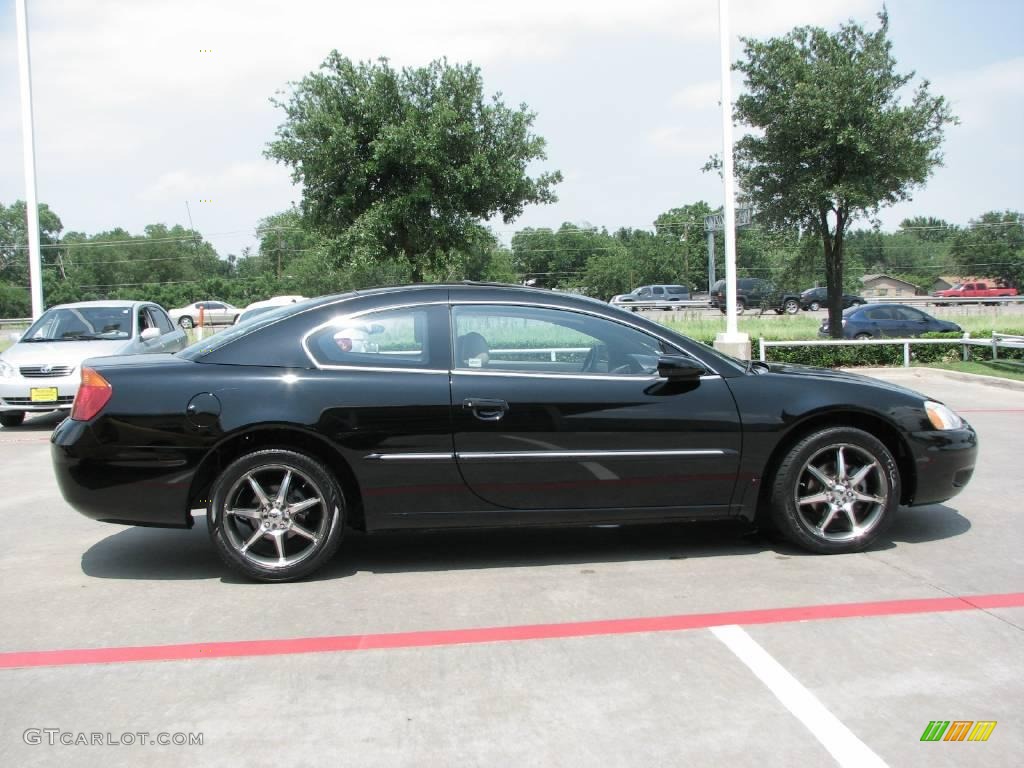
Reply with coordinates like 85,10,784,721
860,274,922,297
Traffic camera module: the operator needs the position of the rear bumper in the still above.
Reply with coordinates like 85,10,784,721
51,418,201,528
905,425,978,506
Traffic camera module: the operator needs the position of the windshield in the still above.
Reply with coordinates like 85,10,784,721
22,306,134,342
177,298,318,360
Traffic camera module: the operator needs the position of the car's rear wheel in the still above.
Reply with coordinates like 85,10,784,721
720,299,747,315
854,332,872,340
770,427,898,554
178,316,194,329
783,299,800,314
0,412,25,428
809,301,821,311
208,449,344,582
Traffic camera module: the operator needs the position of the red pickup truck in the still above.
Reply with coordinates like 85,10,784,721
934,282,1018,304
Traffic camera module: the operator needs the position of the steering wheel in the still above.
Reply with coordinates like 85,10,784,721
582,343,609,373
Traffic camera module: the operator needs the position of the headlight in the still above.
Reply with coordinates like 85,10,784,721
925,401,964,430
0,359,14,378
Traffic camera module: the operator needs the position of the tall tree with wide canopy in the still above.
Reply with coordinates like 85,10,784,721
267,54,562,281
723,12,955,336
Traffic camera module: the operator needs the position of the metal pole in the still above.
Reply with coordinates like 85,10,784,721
706,229,716,295
718,0,738,337
15,0,44,318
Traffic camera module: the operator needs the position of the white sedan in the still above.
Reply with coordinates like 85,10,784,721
0,301,186,427
168,301,239,329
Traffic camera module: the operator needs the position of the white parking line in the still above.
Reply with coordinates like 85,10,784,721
711,624,888,768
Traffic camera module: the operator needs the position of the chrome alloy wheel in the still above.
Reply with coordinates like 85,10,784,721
794,443,888,542
221,464,328,569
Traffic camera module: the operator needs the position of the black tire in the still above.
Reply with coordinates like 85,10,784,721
208,449,345,582
0,412,25,428
854,332,872,340
783,299,800,315
178,316,194,329
809,301,821,311
769,427,898,554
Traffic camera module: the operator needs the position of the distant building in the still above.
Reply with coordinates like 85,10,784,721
860,274,921,297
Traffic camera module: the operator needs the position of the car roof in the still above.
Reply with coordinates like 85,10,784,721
48,300,151,310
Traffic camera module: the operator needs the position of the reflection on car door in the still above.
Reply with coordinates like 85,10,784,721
448,304,742,514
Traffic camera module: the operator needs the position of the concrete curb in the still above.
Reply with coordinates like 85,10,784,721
843,365,1024,392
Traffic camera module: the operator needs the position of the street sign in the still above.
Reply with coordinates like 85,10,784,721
704,207,752,232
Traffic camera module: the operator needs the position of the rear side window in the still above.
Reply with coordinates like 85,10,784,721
866,308,894,321
666,286,687,295
306,308,430,368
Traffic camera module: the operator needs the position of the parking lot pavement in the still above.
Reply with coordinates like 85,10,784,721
1,370,1021,767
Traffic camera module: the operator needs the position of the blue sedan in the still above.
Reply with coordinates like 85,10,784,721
820,304,962,339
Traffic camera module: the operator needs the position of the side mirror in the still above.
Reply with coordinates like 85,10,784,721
140,327,160,341
657,355,705,381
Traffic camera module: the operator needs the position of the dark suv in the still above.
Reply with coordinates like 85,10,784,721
711,278,801,315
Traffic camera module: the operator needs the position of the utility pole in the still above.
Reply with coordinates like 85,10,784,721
16,0,44,318
712,0,751,360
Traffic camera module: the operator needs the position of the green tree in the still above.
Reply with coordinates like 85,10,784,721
0,200,64,289
722,12,956,336
267,54,562,281
513,224,621,290
950,211,1024,288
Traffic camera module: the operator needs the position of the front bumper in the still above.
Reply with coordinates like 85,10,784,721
0,373,78,412
51,418,201,528
905,425,978,506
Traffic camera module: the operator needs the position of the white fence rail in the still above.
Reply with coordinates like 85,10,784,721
0,317,31,328
758,334,1024,368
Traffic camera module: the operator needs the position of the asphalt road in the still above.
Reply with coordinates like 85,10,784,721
0,369,1020,767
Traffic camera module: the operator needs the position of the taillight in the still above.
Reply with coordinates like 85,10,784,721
71,367,112,421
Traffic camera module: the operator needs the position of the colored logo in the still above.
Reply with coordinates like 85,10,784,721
920,721,997,742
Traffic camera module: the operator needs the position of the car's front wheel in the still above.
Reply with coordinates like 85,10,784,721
809,301,821,311
769,427,898,554
178,316,194,329
0,411,25,428
208,449,345,582
783,299,800,314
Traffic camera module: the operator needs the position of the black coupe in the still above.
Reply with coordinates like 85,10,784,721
52,284,977,581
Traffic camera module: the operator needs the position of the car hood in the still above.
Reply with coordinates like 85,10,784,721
764,361,929,400
0,339,134,368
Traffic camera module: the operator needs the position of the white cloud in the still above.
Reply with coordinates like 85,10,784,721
141,162,290,203
671,81,721,111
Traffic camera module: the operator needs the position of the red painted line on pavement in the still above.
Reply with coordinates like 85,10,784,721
1,592,1022,671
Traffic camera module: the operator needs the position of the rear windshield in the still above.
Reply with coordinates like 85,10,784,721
177,298,318,360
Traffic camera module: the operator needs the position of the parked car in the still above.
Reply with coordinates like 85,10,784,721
235,296,309,324
168,301,239,329
799,287,866,311
0,301,186,427
711,278,801,315
820,304,962,339
933,282,1018,305
610,284,691,310
52,284,976,582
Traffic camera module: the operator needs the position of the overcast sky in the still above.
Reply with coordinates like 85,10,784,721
1,0,1021,256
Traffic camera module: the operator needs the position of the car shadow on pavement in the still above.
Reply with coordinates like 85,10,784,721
79,503,971,582
0,411,65,433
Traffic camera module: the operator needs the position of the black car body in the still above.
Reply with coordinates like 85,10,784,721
710,278,801,314
52,284,977,581
800,287,866,311
821,304,963,339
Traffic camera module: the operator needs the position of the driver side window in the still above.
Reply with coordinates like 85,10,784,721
452,305,673,376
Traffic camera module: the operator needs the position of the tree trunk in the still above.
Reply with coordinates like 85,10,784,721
818,207,846,339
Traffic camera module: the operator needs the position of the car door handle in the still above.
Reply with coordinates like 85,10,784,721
463,397,509,421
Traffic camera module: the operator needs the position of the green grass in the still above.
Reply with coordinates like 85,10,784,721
919,360,1024,382
656,314,1024,342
